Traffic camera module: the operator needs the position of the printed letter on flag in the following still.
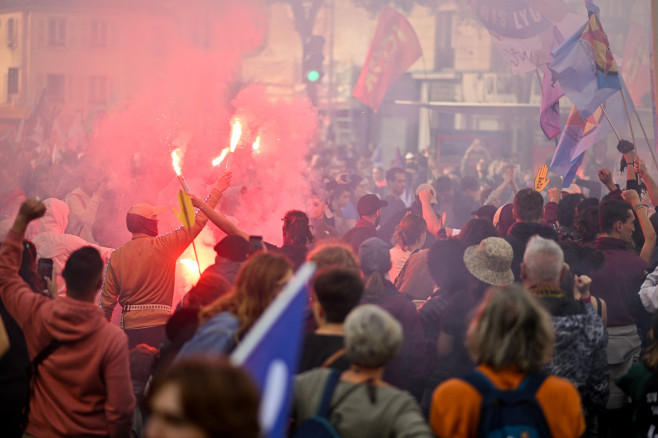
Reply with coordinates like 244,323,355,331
462,0,581,74
352,6,422,113
549,0,621,119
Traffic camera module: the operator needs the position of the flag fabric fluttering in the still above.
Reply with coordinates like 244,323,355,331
550,92,626,187
352,6,422,113
622,22,651,108
540,27,565,139
462,0,581,74
230,262,316,438
549,0,621,119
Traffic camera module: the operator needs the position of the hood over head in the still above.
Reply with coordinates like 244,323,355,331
38,198,69,234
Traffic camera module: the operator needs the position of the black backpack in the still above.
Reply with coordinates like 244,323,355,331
460,369,551,438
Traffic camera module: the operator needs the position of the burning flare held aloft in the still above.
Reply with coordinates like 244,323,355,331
171,148,191,192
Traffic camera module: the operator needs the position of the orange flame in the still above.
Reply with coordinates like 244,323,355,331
179,258,200,282
230,119,242,153
171,148,183,176
212,147,230,167
252,136,260,153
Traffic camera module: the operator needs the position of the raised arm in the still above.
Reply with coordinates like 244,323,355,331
622,189,656,264
0,200,50,329
156,172,232,257
191,194,249,241
418,189,444,238
598,167,621,199
635,158,658,207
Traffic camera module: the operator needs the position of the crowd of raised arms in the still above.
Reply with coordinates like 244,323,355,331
5,137,658,438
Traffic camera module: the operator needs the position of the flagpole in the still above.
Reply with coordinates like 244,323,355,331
600,107,622,141
619,89,637,152
631,104,658,172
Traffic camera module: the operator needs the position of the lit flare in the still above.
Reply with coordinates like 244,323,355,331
171,148,183,176
252,136,260,153
179,258,200,282
230,119,242,153
212,147,230,167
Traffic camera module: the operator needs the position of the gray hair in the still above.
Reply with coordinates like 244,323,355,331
344,304,402,369
466,283,554,372
522,235,564,284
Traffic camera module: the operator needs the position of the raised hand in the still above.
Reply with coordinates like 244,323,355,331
598,168,613,186
622,189,641,206
18,199,46,222
548,187,562,203
215,172,232,193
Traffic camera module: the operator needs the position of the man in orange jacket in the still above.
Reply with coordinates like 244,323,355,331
100,173,231,348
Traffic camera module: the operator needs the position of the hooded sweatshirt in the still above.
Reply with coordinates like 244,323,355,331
0,229,135,438
32,198,113,296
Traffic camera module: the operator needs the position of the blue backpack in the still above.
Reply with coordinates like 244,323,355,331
460,369,551,438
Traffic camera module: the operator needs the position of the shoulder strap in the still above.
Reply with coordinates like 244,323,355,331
33,339,62,369
460,369,547,397
518,372,548,396
394,249,420,288
316,369,342,418
594,296,603,317
321,348,346,369
329,378,374,413
459,369,496,395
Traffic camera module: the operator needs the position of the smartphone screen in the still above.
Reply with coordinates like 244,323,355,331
248,235,263,254
38,258,54,280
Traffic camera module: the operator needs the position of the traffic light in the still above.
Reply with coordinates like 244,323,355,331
303,35,325,84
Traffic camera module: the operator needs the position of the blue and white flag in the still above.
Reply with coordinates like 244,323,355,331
549,0,621,119
231,262,316,438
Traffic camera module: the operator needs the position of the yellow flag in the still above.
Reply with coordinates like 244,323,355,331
173,189,196,229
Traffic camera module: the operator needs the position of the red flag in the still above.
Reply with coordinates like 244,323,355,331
352,6,422,113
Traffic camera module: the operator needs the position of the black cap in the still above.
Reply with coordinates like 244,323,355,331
357,194,388,216
213,235,249,262
471,205,497,222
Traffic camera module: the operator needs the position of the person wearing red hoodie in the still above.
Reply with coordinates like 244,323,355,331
0,199,135,438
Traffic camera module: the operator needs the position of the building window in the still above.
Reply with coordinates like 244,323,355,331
47,74,65,101
89,75,107,104
7,18,17,49
7,68,18,96
48,18,66,47
91,19,107,47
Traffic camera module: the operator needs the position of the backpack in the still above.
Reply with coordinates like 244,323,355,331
293,369,368,438
460,369,551,438
292,369,342,438
637,371,658,437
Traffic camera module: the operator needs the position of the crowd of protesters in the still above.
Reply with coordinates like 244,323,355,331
4,132,658,438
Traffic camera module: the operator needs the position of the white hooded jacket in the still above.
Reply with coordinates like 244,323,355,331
31,198,113,296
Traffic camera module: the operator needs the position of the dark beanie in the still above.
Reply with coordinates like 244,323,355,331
213,235,249,262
